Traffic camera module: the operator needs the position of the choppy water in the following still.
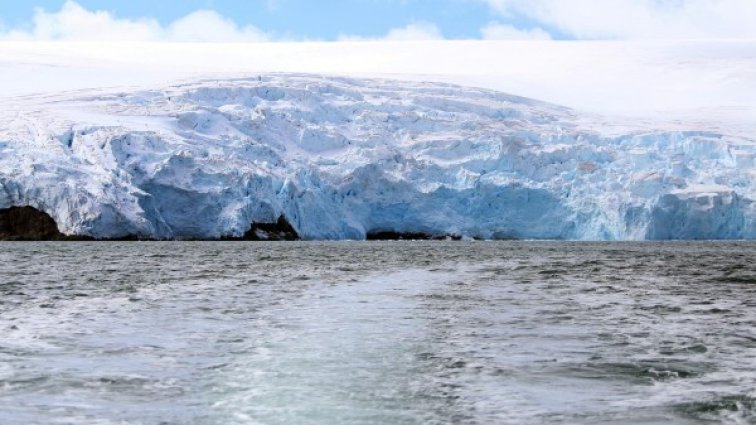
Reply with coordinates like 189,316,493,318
1,242,755,425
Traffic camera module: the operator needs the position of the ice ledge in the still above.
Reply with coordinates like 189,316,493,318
0,74,754,240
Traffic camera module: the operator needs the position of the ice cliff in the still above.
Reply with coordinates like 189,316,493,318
0,74,754,240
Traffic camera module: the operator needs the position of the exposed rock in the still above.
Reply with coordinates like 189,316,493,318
230,216,300,241
0,207,301,241
0,206,68,241
366,231,461,241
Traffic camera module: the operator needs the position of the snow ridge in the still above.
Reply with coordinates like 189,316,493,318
0,74,754,240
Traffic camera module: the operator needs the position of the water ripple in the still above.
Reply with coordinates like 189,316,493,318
0,241,754,424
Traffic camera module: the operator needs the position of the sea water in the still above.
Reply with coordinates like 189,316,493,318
1,241,755,424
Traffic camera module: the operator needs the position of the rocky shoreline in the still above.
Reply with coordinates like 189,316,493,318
0,206,86,241
0,207,468,241
0,207,301,241
365,231,462,241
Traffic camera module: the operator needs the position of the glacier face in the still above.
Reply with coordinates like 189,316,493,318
0,74,754,240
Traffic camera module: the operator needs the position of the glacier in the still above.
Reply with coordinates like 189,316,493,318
0,73,754,240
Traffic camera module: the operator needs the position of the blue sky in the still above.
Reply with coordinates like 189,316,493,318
0,0,552,40
0,1,754,41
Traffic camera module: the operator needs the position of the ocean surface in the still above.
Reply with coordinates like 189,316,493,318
1,241,755,425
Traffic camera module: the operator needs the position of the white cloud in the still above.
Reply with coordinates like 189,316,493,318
483,0,756,39
14,0,754,43
0,1,270,42
4,2,447,43
166,10,269,42
480,22,552,40
339,22,444,41
384,22,444,41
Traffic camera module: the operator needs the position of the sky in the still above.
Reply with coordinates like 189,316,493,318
0,0,755,42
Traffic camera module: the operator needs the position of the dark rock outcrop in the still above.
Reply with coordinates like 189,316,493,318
0,206,70,241
366,230,461,241
0,208,301,241
229,216,300,241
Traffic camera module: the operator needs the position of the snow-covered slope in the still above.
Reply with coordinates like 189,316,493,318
1,74,754,240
